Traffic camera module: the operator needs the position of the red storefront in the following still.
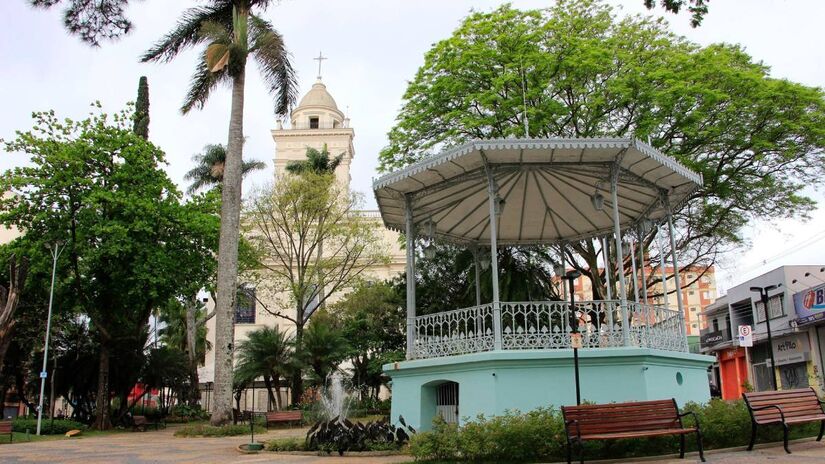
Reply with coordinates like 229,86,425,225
718,347,748,400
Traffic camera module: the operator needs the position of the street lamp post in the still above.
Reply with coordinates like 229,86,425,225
563,270,583,405
750,285,779,391
37,242,63,435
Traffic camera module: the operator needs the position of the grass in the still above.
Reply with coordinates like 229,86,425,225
0,428,130,445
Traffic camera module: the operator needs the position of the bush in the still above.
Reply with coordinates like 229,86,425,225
165,404,209,423
266,437,306,451
12,418,87,435
173,423,263,437
409,399,825,462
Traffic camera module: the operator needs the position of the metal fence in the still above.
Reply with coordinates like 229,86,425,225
411,300,687,359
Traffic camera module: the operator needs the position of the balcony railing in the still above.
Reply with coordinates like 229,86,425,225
411,300,686,359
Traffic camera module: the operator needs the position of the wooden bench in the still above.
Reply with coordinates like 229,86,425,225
562,399,705,464
132,415,161,432
265,410,302,429
0,420,11,443
743,387,825,454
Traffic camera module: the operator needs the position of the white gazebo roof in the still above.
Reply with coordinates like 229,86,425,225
373,138,702,245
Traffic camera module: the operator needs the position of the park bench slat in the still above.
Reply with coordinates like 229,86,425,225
742,387,825,454
562,399,704,464
265,410,302,429
0,420,11,443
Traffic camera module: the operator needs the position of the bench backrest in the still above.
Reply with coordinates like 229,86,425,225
743,388,824,423
562,399,680,436
266,410,302,420
133,415,148,425
0,421,11,433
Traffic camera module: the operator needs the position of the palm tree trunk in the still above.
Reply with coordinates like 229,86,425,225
184,298,200,405
210,62,247,426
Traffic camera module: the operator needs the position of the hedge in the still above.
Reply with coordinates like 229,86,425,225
410,399,822,462
11,418,87,435
173,423,263,437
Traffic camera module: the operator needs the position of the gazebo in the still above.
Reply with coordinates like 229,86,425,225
374,138,714,430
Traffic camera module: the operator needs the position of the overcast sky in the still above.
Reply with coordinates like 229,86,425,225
1,0,823,294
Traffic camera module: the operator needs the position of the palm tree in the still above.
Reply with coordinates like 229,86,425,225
285,144,344,175
184,144,266,194
234,327,294,410
159,299,212,365
299,315,348,386
141,0,297,425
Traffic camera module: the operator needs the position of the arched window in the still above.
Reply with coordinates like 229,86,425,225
235,285,256,324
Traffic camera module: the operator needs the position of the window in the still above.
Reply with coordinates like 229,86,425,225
692,323,698,329
712,319,719,332
235,286,256,324
690,307,697,312
309,117,319,129
689,290,695,295
755,294,784,323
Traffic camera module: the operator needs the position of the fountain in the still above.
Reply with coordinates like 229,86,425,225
318,372,350,421
305,372,414,455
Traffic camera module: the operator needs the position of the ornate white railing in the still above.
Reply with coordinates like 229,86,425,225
411,300,687,359
412,304,495,359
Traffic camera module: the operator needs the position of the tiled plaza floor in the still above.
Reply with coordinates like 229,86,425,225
1,426,825,463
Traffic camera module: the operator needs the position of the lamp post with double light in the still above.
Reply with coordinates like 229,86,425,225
36,241,64,435
750,285,779,391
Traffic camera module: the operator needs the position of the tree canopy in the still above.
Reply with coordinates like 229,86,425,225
379,0,825,295
1,104,219,429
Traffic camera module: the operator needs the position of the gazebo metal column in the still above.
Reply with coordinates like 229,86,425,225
637,224,649,304
610,166,630,345
665,195,689,350
404,195,416,359
602,237,613,300
485,163,503,350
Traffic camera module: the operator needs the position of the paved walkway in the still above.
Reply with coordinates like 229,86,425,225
1,426,825,463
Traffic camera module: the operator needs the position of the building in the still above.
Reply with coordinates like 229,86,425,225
700,265,825,401
570,265,718,350
198,77,407,410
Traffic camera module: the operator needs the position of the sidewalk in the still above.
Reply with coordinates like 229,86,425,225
1,426,824,463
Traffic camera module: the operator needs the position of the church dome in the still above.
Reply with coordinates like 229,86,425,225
296,80,339,111
290,79,346,128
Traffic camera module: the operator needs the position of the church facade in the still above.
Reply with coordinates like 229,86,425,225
198,78,407,411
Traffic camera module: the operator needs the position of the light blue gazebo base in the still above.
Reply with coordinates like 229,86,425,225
384,348,714,431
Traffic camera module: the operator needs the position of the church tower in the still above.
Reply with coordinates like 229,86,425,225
271,76,354,186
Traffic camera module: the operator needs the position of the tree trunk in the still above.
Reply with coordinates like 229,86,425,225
184,299,200,405
290,311,304,405
0,255,29,372
273,376,282,410
262,375,276,411
210,58,247,425
93,344,112,430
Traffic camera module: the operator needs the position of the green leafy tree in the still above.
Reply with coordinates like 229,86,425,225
299,313,348,387
234,326,293,410
379,1,825,299
285,144,344,175
133,76,150,139
644,0,708,27
1,105,219,430
331,282,404,401
184,144,266,195
244,171,389,404
141,1,297,426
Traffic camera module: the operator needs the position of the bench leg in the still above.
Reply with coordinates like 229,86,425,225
747,422,757,451
679,434,685,459
565,438,572,464
696,430,706,463
782,423,791,454
818,420,824,442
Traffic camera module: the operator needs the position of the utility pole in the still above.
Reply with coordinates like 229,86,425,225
750,285,779,391
563,270,583,405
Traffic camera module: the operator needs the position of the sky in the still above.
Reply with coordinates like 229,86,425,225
1,0,823,295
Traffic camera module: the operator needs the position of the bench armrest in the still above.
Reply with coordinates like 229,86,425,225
750,404,786,423
677,410,701,429
564,419,582,441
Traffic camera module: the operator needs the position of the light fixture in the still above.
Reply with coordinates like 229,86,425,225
494,194,505,217
554,263,565,276
479,250,491,271
639,218,654,234
424,218,437,238
423,243,436,259
591,181,604,211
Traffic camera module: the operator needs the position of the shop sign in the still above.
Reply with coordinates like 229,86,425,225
701,330,725,346
719,347,743,361
794,283,825,318
768,334,811,367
